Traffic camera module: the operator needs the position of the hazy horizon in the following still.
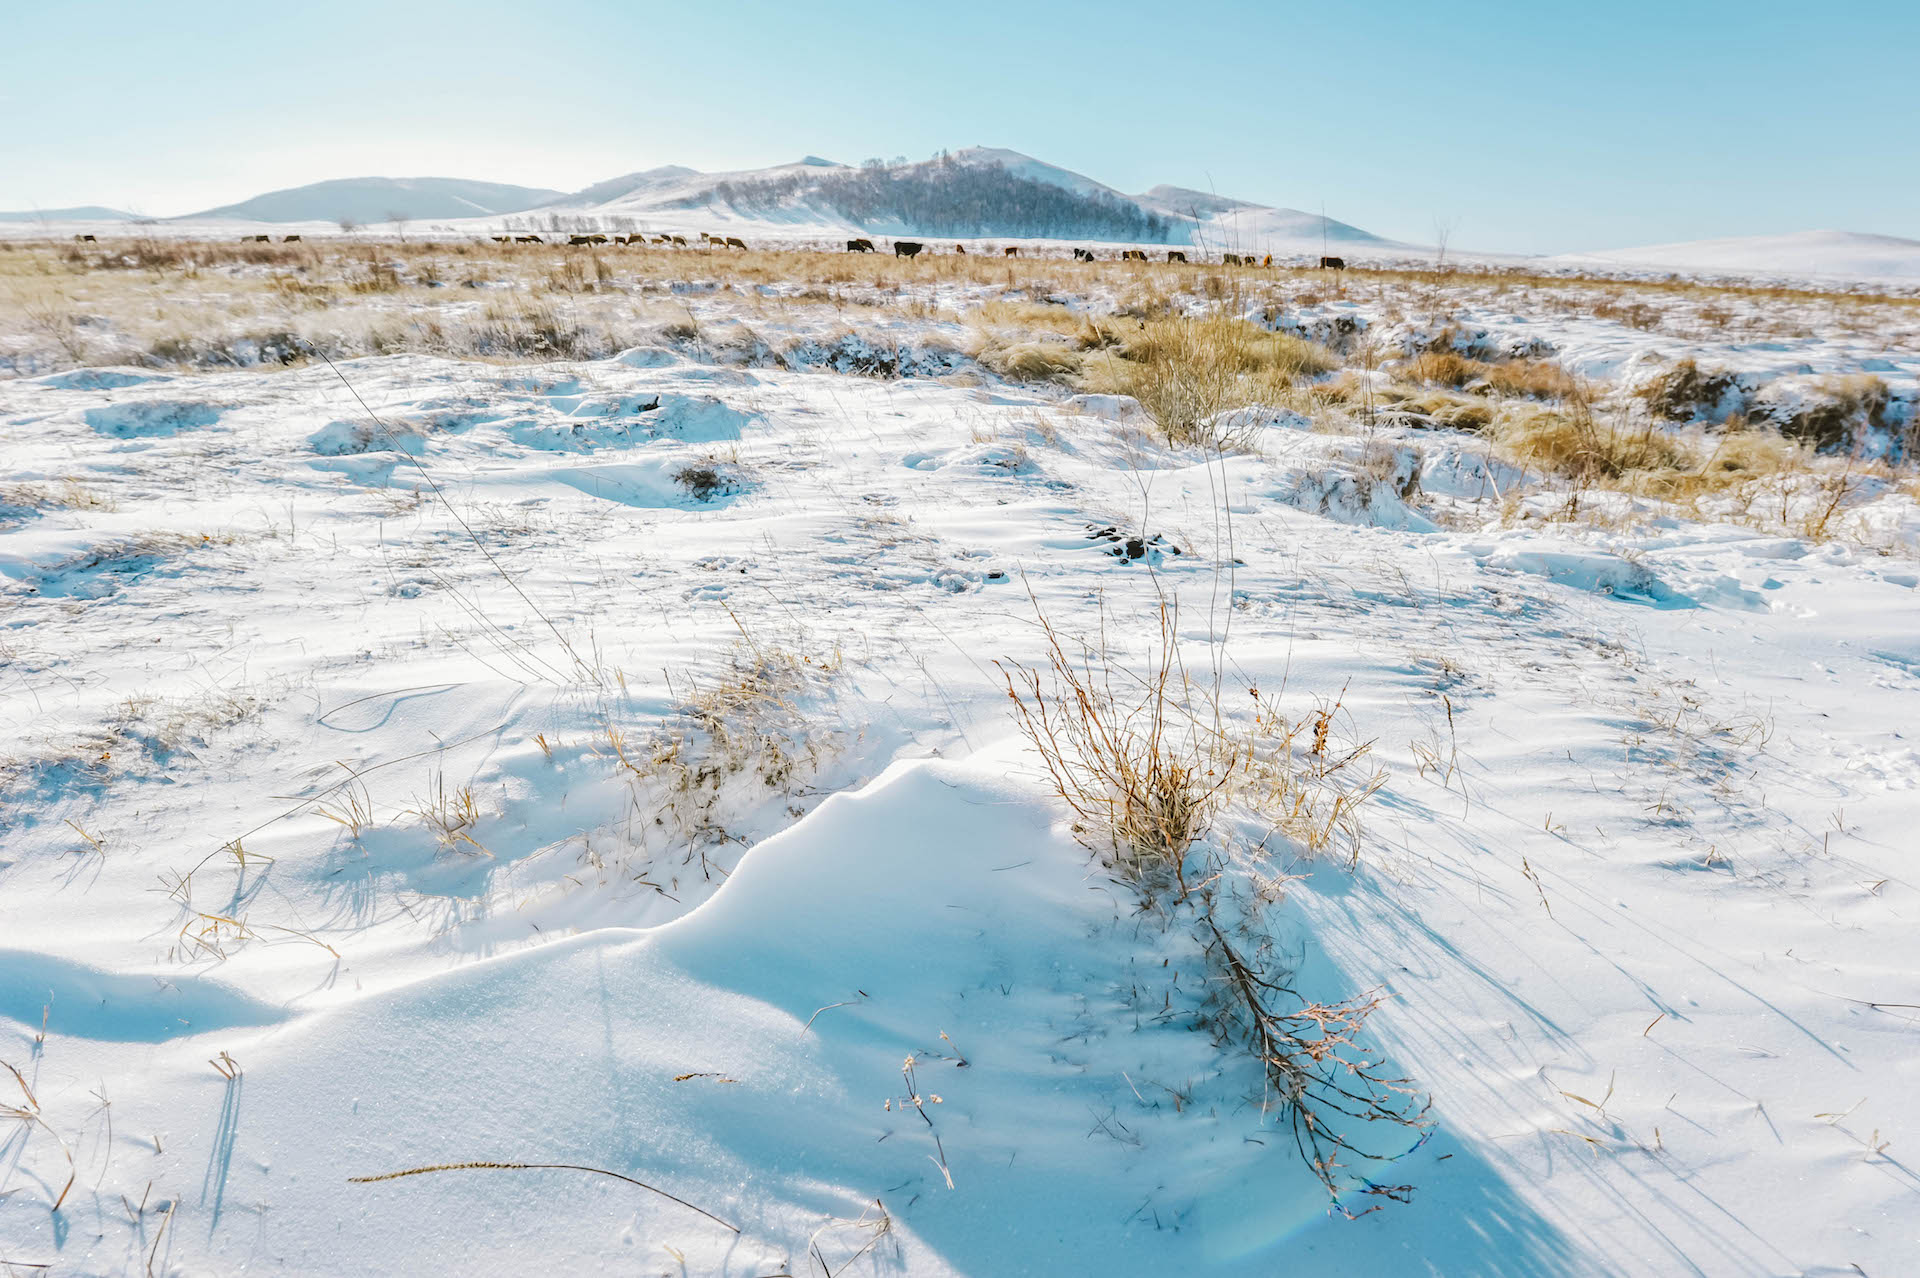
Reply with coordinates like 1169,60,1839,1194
8,0,1917,254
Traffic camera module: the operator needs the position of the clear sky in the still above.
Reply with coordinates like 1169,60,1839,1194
6,0,1915,254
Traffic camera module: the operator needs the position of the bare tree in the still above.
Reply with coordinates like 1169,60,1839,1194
1432,215,1459,271
386,210,411,241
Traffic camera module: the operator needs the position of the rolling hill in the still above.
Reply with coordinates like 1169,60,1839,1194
185,176,565,225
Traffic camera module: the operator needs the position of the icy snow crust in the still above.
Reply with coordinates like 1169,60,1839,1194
3,320,1920,1274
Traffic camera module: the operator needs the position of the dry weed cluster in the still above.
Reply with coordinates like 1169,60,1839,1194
1000,600,1426,1208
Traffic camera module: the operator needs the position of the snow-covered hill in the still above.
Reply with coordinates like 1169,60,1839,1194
1552,229,1920,282
519,148,1403,250
186,176,565,224
0,204,135,223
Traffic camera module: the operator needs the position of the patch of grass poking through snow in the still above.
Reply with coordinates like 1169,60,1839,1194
602,638,843,883
1000,600,1429,1210
1236,684,1389,870
1078,311,1337,448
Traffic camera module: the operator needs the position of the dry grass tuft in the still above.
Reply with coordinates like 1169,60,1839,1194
973,337,1085,383
1492,398,1691,484
1482,357,1579,400
1079,312,1337,447
1235,685,1388,868
1403,350,1487,389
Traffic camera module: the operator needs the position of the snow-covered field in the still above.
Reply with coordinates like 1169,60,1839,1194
4,248,1920,1275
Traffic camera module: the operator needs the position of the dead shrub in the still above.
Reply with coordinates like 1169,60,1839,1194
999,601,1427,1210
1636,358,1745,422
1000,602,1231,897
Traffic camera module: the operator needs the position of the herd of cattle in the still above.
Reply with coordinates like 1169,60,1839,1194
68,230,1347,269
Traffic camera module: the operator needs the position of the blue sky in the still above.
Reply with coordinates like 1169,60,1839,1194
6,0,1916,253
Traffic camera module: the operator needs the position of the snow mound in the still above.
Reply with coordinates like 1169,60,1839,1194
144,760,1359,1274
613,345,683,369
1473,538,1685,605
81,399,221,437
545,458,748,508
37,367,167,391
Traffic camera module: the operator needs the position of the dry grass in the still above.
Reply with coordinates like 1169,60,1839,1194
999,602,1233,897
998,599,1425,1209
1403,350,1488,389
1482,357,1579,400
1077,311,1337,446
1492,398,1693,485
1236,686,1388,868
1635,358,1745,422
602,639,842,874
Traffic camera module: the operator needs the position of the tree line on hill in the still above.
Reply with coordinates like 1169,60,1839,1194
687,155,1174,241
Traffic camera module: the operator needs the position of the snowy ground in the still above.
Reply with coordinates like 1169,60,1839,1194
4,270,1920,1276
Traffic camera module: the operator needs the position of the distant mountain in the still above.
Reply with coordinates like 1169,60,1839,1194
187,177,565,224
24,149,1404,250
1552,230,1920,281
549,165,702,209
533,148,1400,248
0,205,134,222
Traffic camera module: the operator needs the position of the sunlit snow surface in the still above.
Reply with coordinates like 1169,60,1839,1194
3,339,1919,1275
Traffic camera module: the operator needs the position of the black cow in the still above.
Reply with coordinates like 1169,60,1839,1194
1319,256,1346,270
894,241,923,258
516,235,543,244
953,243,966,254
1167,250,1186,263
1004,246,1019,257
283,234,302,243
847,238,875,253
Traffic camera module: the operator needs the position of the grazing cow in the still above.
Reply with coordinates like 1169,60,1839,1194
1319,256,1346,270
954,244,966,254
1122,249,1148,262
894,241,924,259
847,238,875,253
246,234,270,243
1223,253,1243,266
670,235,687,246
284,234,302,243
725,236,747,250
73,234,96,243
1004,246,1019,257
1072,248,1094,262
568,234,594,246
492,235,511,243
1167,250,1186,263
516,235,543,244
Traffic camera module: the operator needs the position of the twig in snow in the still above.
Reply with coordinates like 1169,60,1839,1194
347,1160,740,1233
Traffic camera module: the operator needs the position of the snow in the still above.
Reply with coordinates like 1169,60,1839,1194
1552,229,1920,284
3,276,1920,1275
